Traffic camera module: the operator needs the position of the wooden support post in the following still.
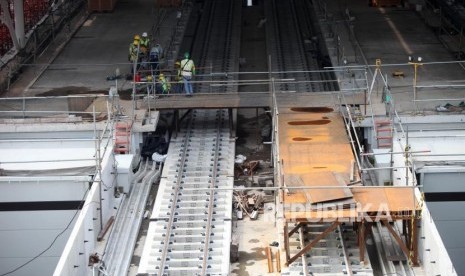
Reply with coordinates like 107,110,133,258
286,221,340,266
359,221,366,263
276,249,281,272
174,110,179,138
411,218,419,266
266,246,273,273
405,219,411,249
402,219,407,237
229,108,233,138
283,223,291,263
358,219,366,262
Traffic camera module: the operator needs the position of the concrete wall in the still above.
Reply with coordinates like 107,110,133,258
422,171,465,193
418,199,458,276
421,171,465,276
0,211,76,276
392,132,459,275
54,146,118,276
0,177,89,276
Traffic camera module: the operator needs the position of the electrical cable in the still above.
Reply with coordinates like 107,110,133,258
0,188,92,276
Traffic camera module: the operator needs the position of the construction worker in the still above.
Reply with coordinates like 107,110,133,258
145,75,155,94
140,32,150,55
128,39,140,73
157,73,170,95
180,52,195,96
172,60,183,93
149,44,163,74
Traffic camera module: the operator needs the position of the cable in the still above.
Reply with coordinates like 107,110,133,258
0,188,91,276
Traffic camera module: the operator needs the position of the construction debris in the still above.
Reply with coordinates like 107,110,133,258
436,102,465,112
233,190,266,220
235,159,260,177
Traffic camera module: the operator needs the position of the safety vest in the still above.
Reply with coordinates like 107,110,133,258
140,38,150,48
159,77,170,93
180,58,195,77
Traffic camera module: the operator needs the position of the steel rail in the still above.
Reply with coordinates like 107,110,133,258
200,112,223,275
156,113,194,276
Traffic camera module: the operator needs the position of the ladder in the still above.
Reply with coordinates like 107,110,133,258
375,119,393,148
114,121,132,154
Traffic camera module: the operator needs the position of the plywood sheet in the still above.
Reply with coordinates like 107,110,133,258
285,209,359,222
285,187,419,221
285,172,352,203
352,187,418,212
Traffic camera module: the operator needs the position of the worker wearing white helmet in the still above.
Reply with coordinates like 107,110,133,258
140,32,150,54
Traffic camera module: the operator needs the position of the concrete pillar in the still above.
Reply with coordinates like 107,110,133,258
13,0,25,48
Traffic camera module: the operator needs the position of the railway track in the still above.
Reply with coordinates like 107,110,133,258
138,109,234,275
188,0,241,94
265,0,335,93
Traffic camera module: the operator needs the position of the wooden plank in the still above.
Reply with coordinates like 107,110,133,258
266,246,273,273
97,216,115,241
302,172,353,203
384,187,419,211
286,221,340,265
276,249,281,272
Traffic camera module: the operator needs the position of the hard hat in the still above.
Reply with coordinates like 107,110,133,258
175,61,181,66
184,52,190,59
142,32,148,37
133,40,139,46
134,34,140,40
159,73,164,79
147,75,153,81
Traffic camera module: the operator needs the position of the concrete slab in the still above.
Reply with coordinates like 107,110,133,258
26,0,180,95
230,203,279,276
320,0,465,114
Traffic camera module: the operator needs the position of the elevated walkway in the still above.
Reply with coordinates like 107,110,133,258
275,101,421,274
147,91,366,110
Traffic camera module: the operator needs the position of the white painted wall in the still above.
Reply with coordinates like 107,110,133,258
392,130,459,275
0,176,90,276
54,147,119,276
0,177,89,202
418,199,458,276
0,211,76,276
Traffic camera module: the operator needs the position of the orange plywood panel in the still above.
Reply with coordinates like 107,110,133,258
352,187,419,212
283,191,308,204
284,173,352,204
384,187,419,211
285,209,359,222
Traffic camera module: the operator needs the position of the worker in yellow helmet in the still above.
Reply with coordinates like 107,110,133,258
172,61,183,93
180,52,195,96
157,73,171,95
128,39,140,73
